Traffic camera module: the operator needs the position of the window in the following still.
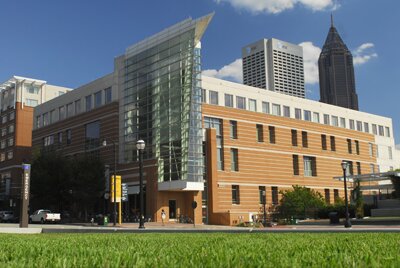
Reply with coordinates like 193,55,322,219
303,156,317,176
8,125,14,134
323,114,330,125
271,187,278,205
272,104,281,116
295,108,302,120
321,135,327,150
356,121,362,131
224,94,233,107
7,138,13,147
349,120,355,130
302,131,308,148
1,116,6,124
209,91,218,105
66,103,73,117
230,120,237,139
283,106,290,117
85,95,92,112
9,112,15,121
201,89,206,103
259,186,266,204
36,116,41,128
236,96,246,109
7,151,13,160
25,84,40,94
364,122,369,133
43,113,49,126
293,155,299,175
388,146,393,160
0,153,4,162
204,117,224,170
385,127,390,137
1,128,6,136
330,136,336,151
105,87,112,104
304,110,311,121
370,164,375,173
94,91,102,108
231,148,239,171
291,129,298,146
334,189,339,203
372,124,377,135
43,135,54,147
256,124,264,142
262,102,270,114
355,140,360,155
369,143,374,157
232,185,240,204
58,132,63,144
0,140,5,149
66,129,72,145
347,139,352,154
347,161,354,175
25,99,38,107
340,117,346,128
268,126,276,144
378,125,384,136
332,116,339,127
59,106,65,120
356,162,361,175
248,99,257,112
85,121,100,150
313,112,320,123
324,189,330,204
75,99,81,115
50,110,56,124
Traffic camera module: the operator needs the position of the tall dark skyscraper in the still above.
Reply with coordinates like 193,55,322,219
318,16,359,110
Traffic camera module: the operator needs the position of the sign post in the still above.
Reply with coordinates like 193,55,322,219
20,164,31,228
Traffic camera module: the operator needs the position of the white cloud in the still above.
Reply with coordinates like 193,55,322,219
214,0,339,14
202,58,243,82
353,43,378,66
299,41,321,85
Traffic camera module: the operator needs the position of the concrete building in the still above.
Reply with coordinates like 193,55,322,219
32,15,398,225
0,76,70,210
242,38,305,98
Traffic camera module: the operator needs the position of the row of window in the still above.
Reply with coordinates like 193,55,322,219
37,87,112,128
43,130,71,147
0,138,14,149
0,150,13,162
202,89,392,138
1,124,14,136
0,112,15,125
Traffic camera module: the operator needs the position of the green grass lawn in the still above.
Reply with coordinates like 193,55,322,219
0,233,399,267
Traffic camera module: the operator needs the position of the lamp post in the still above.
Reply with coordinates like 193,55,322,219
103,138,117,226
136,140,145,229
341,160,352,228
262,190,268,227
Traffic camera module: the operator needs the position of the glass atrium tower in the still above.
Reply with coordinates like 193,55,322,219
120,14,213,191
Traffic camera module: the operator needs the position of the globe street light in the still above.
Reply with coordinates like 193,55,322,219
103,138,117,226
341,160,352,228
136,140,145,229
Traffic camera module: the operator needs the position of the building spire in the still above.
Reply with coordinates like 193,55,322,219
330,13,334,28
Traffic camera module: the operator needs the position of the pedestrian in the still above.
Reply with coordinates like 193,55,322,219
161,209,166,226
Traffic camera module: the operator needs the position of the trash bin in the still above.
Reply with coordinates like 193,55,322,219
328,212,339,224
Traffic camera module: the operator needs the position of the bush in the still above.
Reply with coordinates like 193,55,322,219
317,203,355,219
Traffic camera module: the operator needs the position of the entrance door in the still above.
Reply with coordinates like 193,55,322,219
168,200,176,219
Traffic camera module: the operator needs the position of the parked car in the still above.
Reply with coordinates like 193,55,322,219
29,209,61,224
0,211,17,223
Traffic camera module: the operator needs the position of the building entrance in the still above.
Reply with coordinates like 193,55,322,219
168,200,176,219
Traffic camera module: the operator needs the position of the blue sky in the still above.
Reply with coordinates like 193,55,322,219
0,0,399,145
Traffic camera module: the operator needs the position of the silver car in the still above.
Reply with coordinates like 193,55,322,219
0,211,16,223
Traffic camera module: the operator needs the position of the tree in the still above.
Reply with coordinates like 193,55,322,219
278,185,325,220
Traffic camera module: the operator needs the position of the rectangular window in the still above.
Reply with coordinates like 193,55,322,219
8,125,14,134
388,146,393,160
94,91,102,108
1,128,5,137
372,124,377,135
231,148,238,171
236,96,246,109
7,151,13,160
347,161,354,175
330,136,336,151
324,189,330,204
370,164,375,173
271,187,278,205
66,103,73,117
36,116,41,128
262,102,270,114
256,124,264,142
232,185,240,204
340,117,346,128
347,139,352,154
303,156,317,176
332,116,339,127
230,120,237,139
59,106,65,120
355,140,360,155
25,98,39,107
201,89,206,103
321,134,327,150
313,112,320,123
323,114,330,125
295,108,302,120
272,104,281,116
0,153,4,162
85,95,92,112
1,116,6,124
204,117,224,170
75,99,81,115
43,113,49,126
85,121,101,150
283,106,290,117
334,189,339,203
209,90,218,105
356,121,363,131
349,120,355,130
356,162,361,175
385,127,390,137
9,112,15,121
0,140,5,149
268,126,276,144
302,131,308,148
364,122,369,133
104,87,112,104
66,129,71,145
249,99,257,112
50,110,56,124
369,143,374,157
58,132,63,144
25,84,40,94
259,186,266,204
224,94,233,107
7,138,13,147
304,110,311,121
293,155,299,175
291,129,298,146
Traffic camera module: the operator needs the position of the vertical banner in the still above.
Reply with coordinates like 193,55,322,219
110,175,121,202
20,164,31,228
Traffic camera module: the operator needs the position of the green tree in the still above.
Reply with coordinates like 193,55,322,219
278,185,325,220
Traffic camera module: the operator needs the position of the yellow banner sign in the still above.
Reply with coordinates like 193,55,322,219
110,175,121,203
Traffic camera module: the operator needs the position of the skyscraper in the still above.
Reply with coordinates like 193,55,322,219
242,38,305,98
319,16,359,110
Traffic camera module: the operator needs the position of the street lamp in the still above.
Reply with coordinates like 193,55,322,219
103,138,117,226
341,160,352,228
136,139,145,229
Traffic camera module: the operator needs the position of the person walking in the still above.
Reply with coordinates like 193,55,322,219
161,209,166,226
